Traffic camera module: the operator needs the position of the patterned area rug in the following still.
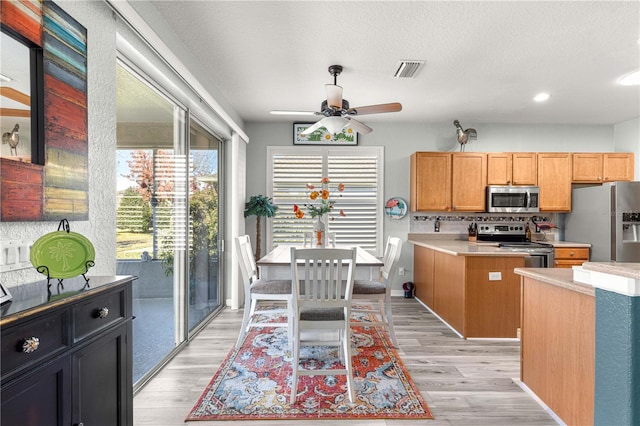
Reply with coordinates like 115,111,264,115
186,309,433,421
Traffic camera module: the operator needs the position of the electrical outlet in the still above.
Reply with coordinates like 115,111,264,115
399,267,405,276
488,272,502,281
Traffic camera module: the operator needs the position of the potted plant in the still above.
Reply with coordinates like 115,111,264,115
244,195,278,260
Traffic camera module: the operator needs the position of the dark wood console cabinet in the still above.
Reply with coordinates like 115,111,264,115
1,276,134,426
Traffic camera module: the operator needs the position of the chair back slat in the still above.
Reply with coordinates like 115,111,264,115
381,237,402,280
236,235,258,284
291,247,357,307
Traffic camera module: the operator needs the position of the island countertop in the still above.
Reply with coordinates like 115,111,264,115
581,262,640,280
408,237,527,257
408,235,590,257
514,267,595,296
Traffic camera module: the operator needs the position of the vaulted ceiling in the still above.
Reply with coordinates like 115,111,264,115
143,1,639,126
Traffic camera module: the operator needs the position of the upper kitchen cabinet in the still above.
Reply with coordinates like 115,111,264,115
572,153,635,183
452,153,487,211
410,152,452,211
487,153,537,185
538,153,572,211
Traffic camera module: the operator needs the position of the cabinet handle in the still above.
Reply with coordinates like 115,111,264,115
570,251,575,256
97,307,109,319
22,337,40,354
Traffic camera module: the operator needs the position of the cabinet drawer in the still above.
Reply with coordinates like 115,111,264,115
73,289,125,344
1,310,69,379
555,260,587,268
555,248,589,260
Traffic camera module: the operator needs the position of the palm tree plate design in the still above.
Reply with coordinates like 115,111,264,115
30,231,95,279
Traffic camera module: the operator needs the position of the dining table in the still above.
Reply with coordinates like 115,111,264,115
256,244,384,281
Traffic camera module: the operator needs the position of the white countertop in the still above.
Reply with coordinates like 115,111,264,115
408,238,528,257
582,262,640,280
514,267,595,296
408,235,590,255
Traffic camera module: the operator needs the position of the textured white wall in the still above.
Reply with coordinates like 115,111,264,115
613,117,640,180
1,1,117,287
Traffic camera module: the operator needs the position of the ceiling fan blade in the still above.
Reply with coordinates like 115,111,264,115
270,110,319,116
300,120,326,137
325,84,343,109
346,117,373,135
347,102,402,116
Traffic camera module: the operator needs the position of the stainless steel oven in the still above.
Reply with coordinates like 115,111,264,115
477,222,554,267
486,185,540,213
497,242,554,267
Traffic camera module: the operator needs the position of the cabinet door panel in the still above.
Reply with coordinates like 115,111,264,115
512,153,537,185
72,323,131,426
411,152,451,211
572,153,603,183
451,153,486,211
603,153,634,182
538,153,572,211
1,357,71,426
487,153,512,185
413,246,434,307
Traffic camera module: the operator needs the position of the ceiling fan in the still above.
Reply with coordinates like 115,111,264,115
270,65,402,136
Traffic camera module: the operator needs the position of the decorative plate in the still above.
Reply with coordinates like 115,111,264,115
30,231,95,279
384,197,408,220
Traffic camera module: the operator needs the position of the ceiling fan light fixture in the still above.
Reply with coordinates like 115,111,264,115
322,116,350,135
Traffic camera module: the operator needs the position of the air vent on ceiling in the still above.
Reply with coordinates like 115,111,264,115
393,60,424,78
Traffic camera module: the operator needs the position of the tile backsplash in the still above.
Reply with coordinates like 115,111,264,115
410,213,562,241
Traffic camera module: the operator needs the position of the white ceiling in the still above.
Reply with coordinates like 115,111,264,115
145,0,640,126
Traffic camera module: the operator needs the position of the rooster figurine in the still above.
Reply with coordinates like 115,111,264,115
453,120,477,151
2,123,20,156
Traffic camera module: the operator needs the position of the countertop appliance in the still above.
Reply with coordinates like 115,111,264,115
565,181,640,262
478,222,554,267
486,185,540,213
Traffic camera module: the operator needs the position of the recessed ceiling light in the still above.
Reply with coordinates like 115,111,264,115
618,70,640,86
533,93,551,102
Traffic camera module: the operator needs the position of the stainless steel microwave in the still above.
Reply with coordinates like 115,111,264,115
486,185,540,213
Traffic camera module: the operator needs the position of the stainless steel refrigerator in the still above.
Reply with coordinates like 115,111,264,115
565,181,640,262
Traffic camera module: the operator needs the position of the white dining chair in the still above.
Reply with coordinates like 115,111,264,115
234,235,294,349
351,236,402,347
303,231,336,247
289,246,358,404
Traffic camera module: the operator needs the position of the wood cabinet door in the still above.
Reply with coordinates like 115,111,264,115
512,153,537,185
603,153,635,182
72,323,132,426
451,153,487,211
1,357,71,426
538,153,572,211
486,153,512,185
410,152,451,211
572,153,604,183
413,245,435,308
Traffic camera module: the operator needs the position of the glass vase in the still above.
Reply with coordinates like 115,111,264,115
313,216,326,246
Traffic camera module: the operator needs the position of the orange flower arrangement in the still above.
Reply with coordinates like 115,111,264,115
293,177,346,220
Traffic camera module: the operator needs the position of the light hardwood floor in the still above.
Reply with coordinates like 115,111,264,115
133,297,558,425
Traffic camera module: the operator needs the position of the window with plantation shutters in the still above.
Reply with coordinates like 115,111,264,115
267,146,383,256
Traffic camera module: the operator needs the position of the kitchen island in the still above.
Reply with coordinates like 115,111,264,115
514,267,595,426
409,237,528,338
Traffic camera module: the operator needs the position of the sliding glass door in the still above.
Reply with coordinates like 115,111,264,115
188,120,222,330
115,62,223,387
